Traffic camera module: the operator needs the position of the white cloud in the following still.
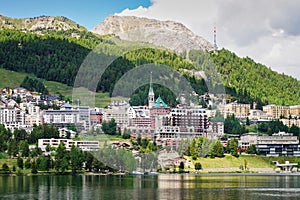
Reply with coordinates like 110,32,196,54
117,0,300,79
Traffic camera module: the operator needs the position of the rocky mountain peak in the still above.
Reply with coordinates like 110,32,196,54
0,15,86,32
92,15,213,53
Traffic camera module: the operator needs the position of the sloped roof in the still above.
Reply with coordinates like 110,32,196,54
61,102,72,108
153,96,169,108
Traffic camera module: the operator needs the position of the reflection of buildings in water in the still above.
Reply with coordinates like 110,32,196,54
158,175,183,200
132,175,158,199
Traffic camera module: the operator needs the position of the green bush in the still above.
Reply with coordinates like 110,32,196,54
195,162,202,170
2,163,9,171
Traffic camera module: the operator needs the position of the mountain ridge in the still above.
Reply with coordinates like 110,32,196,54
0,14,86,32
92,15,214,53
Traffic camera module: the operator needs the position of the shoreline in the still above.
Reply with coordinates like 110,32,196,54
2,167,299,177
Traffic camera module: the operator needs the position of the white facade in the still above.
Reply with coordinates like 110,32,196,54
249,109,270,120
58,128,76,138
281,118,300,128
25,104,44,126
206,122,224,140
0,107,26,131
38,138,99,151
42,103,90,130
103,101,130,129
238,132,258,150
127,106,150,118
43,109,80,124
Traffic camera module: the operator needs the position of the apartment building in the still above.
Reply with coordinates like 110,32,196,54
0,107,26,131
263,105,290,119
223,102,251,118
290,105,300,116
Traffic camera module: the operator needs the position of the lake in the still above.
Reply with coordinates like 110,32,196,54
0,174,300,200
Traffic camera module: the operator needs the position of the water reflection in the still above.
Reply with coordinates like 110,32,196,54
0,174,300,199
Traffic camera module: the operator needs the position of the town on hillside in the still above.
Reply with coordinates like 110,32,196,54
1,75,300,173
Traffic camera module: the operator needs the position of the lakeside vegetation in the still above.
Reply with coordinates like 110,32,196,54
3,154,300,175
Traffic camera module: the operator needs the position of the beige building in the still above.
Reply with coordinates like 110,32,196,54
222,102,250,118
262,105,290,119
289,105,300,116
26,105,44,126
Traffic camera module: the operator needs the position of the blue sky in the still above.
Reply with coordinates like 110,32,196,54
0,0,152,29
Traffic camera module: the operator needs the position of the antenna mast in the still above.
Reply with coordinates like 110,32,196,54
214,25,218,52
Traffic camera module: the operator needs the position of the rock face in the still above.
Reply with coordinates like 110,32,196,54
0,15,86,32
92,15,213,53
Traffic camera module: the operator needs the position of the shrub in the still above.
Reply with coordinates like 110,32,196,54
2,163,9,171
195,162,202,170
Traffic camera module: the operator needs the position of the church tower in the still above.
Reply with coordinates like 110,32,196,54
148,72,155,108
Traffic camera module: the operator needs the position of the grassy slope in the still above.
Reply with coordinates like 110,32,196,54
187,155,274,170
0,68,113,108
0,158,17,169
0,68,26,88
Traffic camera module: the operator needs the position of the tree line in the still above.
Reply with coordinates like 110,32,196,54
180,137,240,159
0,122,138,174
20,76,49,95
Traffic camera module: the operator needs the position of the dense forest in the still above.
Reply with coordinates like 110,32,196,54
187,49,300,106
0,29,300,106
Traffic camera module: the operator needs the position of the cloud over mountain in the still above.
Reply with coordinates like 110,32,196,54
117,0,300,79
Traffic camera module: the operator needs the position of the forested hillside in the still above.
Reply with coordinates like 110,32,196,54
0,29,299,106
211,49,300,106
187,49,300,106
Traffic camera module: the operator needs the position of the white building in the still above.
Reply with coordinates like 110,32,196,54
43,103,91,131
38,138,99,152
281,118,300,128
238,132,258,150
256,132,300,156
0,107,26,131
239,132,300,156
206,122,224,140
25,104,44,126
58,128,77,138
249,109,270,120
103,101,130,129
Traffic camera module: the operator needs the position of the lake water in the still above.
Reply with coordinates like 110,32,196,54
0,174,300,200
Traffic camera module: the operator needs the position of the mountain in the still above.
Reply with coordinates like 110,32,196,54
0,15,86,32
0,14,300,107
92,15,213,53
